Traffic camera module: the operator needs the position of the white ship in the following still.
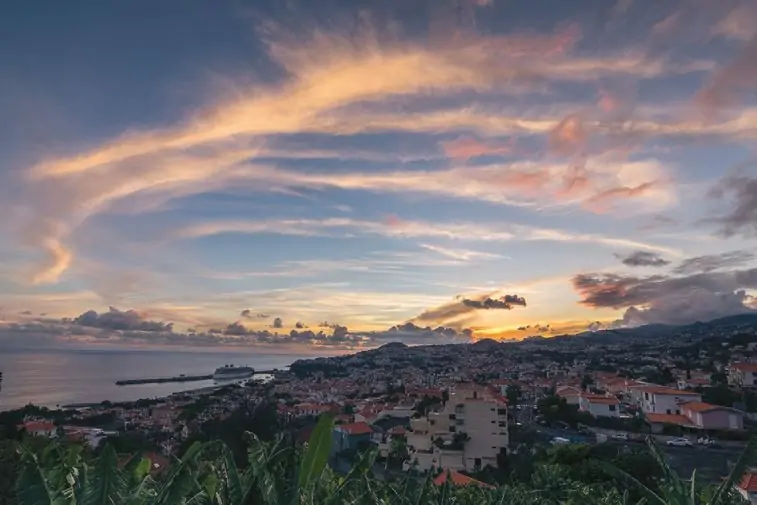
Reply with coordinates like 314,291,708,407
213,365,254,380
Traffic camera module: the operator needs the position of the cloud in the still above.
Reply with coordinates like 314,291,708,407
439,135,513,160
461,294,527,310
241,310,269,319
617,250,670,268
582,181,663,213
295,321,306,329
708,174,757,237
13,13,703,284
549,114,587,156
272,317,284,329
413,292,527,328
572,267,757,326
418,243,503,261
176,216,679,257
71,306,173,332
696,37,757,116
0,309,473,351
674,250,756,275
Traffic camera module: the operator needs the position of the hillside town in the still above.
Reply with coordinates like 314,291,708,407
7,314,757,490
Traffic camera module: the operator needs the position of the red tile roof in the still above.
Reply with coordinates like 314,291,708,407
681,402,721,413
645,413,691,425
434,470,494,488
731,363,757,373
638,386,701,396
20,421,56,432
740,472,757,492
583,395,620,405
337,422,373,436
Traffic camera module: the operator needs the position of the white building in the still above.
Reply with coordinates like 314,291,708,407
729,363,757,388
579,394,620,418
406,383,508,472
635,386,702,415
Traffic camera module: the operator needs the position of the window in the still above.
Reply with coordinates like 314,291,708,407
498,421,506,427
430,420,436,426
449,426,456,433
449,414,456,420
666,409,671,415
491,420,496,424
497,408,507,415
609,405,616,412
456,419,464,426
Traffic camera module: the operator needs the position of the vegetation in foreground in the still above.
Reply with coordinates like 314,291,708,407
6,414,757,505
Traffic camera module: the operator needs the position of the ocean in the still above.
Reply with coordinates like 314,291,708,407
0,347,309,411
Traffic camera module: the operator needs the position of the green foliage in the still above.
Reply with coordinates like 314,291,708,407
0,440,20,505
13,415,757,505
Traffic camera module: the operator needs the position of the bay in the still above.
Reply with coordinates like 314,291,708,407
0,347,308,411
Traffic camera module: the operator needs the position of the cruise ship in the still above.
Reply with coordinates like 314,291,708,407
213,365,254,380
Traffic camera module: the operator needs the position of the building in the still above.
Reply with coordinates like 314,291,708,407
736,471,757,505
406,383,508,472
579,394,620,418
645,402,745,433
556,386,581,406
19,421,57,438
332,422,373,454
729,363,757,388
680,402,744,431
635,386,702,415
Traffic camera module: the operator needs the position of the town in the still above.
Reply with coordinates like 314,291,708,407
6,313,757,496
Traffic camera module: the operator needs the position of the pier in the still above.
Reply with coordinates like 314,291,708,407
115,369,276,386
115,374,212,386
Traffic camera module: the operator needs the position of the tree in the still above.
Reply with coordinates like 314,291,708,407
580,375,594,392
388,436,408,465
506,384,522,407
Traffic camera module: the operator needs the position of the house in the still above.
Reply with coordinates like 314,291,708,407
19,421,57,438
680,402,744,431
433,470,494,489
645,402,745,433
406,383,508,472
332,422,373,454
579,394,620,418
635,386,702,415
737,471,757,505
645,413,693,433
556,386,582,406
729,363,757,388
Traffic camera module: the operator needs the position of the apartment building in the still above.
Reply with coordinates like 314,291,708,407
729,363,757,388
634,386,702,415
406,383,508,472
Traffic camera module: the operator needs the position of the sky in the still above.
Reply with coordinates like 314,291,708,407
2,0,757,351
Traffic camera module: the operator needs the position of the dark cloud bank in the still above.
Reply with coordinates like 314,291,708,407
574,248,757,327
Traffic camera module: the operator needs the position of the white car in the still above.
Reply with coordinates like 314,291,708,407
551,437,571,446
666,437,692,447
611,433,629,441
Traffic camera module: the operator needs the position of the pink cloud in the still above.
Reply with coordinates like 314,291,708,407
582,181,661,213
440,136,513,160
549,113,587,156
696,37,757,117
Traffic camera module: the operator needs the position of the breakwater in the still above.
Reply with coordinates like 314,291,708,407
115,374,212,386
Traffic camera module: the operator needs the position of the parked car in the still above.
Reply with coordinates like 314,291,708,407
551,437,571,446
696,437,721,448
666,437,692,447
611,433,629,441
